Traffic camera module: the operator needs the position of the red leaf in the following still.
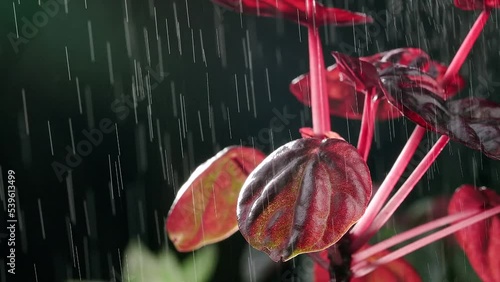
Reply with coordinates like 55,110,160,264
381,69,500,159
299,127,344,140
448,185,500,282
454,0,500,10
313,247,421,282
289,48,464,120
211,0,372,26
166,146,266,252
237,138,372,262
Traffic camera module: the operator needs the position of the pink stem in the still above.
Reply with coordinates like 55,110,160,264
351,205,500,277
350,126,426,244
351,210,479,264
352,136,450,251
357,90,379,161
441,9,491,85
306,0,330,135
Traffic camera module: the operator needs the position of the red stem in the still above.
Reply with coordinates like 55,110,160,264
306,0,330,135
441,9,491,85
351,205,500,277
351,210,479,264
357,89,379,161
352,136,450,251
350,126,426,244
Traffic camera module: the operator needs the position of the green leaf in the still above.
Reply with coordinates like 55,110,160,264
122,241,184,282
181,245,218,282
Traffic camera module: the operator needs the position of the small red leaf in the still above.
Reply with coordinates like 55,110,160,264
313,247,421,282
211,0,373,26
454,0,500,10
166,146,266,252
448,185,500,282
238,138,372,262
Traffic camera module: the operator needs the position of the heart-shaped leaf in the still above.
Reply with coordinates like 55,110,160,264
313,247,422,282
448,185,500,282
211,0,373,27
454,0,500,10
238,138,372,262
381,68,500,159
166,146,266,252
290,48,464,120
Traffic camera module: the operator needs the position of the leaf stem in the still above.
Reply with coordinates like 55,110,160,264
352,135,450,251
357,89,379,161
306,0,330,135
351,210,479,264
351,205,500,278
441,9,491,85
349,126,426,244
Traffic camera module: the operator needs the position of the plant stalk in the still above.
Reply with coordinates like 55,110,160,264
351,205,500,277
357,89,379,160
351,210,479,264
306,0,331,135
350,126,426,245
441,9,491,85
352,136,450,250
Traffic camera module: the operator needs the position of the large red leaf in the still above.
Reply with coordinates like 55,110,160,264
454,0,500,10
289,48,464,120
448,185,500,282
237,138,372,262
211,0,372,27
166,146,266,252
313,247,421,282
381,67,500,160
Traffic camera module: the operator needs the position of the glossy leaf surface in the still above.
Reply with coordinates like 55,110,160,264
454,0,500,10
381,70,500,159
166,146,266,252
290,48,464,120
238,138,371,262
448,185,500,282
211,0,372,26
313,247,422,282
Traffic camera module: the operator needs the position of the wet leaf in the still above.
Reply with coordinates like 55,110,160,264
454,0,500,10
381,70,500,159
166,146,266,252
313,247,421,282
290,48,463,120
299,127,344,140
331,51,380,93
448,185,500,282
238,138,372,262
211,0,372,26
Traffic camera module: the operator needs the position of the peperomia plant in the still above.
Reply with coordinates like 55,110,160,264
166,0,500,281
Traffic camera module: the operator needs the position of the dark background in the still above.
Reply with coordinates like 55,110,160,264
1,0,500,281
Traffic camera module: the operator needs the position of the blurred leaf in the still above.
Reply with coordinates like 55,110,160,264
448,184,500,282
123,241,184,282
181,245,218,282
166,146,266,252
211,0,372,27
